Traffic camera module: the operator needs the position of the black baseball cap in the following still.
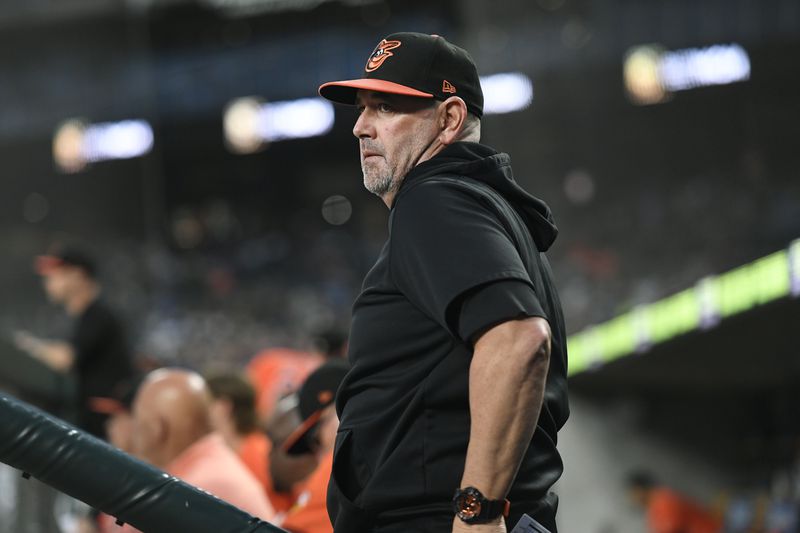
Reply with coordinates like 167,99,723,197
35,246,97,279
282,359,349,455
319,32,484,118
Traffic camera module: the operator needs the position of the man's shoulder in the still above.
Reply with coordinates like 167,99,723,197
394,173,494,222
80,299,120,327
177,435,269,500
400,171,488,199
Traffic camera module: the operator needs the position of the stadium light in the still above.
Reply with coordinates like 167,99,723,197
53,119,154,173
480,72,534,115
624,43,751,105
224,97,335,153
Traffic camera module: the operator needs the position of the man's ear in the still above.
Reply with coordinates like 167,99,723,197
438,96,469,146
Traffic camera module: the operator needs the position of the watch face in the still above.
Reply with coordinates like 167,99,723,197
456,491,482,520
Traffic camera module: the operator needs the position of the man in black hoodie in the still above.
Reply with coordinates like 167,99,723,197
319,32,569,533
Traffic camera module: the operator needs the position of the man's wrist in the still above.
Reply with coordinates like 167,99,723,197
453,486,510,524
459,471,506,496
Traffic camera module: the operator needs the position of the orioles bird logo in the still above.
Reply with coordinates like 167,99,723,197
365,39,402,72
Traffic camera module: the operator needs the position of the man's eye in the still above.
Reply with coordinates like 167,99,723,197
378,103,392,112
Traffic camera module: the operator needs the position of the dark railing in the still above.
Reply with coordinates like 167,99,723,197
0,339,285,533
0,392,286,533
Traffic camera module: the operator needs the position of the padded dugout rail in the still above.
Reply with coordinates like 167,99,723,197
0,392,286,533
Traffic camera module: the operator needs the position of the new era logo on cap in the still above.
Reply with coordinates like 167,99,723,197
319,32,485,118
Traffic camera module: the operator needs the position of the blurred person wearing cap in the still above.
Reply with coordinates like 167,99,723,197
280,360,349,533
319,33,569,533
260,359,352,520
627,471,722,533
206,371,296,512
119,368,274,533
13,246,135,438
264,392,325,518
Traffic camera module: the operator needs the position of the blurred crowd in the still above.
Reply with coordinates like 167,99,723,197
720,455,800,533
81,356,349,533
6,150,800,370
81,357,349,533
549,152,800,333
6,243,352,533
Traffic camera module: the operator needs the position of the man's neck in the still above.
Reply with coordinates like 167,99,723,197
161,428,213,469
381,190,399,209
381,140,450,208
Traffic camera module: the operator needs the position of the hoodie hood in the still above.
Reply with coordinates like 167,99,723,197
398,142,558,251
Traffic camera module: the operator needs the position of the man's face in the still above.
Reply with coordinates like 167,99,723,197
353,90,441,199
42,267,80,304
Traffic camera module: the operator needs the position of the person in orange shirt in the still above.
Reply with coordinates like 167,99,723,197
108,368,274,533
628,471,722,533
281,360,349,533
206,372,297,513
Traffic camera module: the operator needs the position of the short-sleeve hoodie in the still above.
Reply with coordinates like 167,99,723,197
328,142,569,530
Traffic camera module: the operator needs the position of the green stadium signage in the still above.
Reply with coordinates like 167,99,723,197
567,239,800,376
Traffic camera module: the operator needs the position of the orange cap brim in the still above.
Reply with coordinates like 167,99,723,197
319,78,434,105
281,409,323,455
88,397,128,415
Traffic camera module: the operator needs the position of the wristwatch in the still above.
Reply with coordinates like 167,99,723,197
452,486,510,524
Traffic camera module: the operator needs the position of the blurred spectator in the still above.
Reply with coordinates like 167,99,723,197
281,360,349,533
206,371,291,511
265,394,321,517
247,348,322,421
760,446,800,533
764,499,798,533
627,470,722,533
122,368,274,532
13,246,134,438
721,494,757,533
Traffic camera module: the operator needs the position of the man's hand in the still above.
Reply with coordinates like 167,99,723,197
12,330,75,372
452,516,507,533
13,330,43,354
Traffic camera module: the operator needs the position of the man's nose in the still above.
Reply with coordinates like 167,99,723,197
353,109,375,139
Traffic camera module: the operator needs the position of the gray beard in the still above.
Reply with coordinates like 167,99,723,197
363,171,397,198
